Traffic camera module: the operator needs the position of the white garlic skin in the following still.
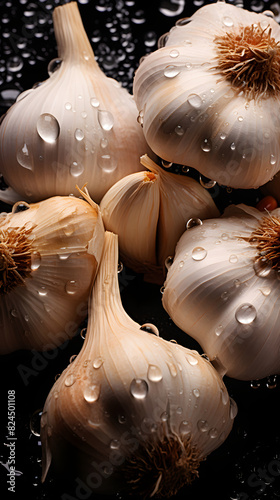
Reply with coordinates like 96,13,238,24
133,3,280,189
163,204,280,380
0,195,104,353
41,232,235,497
0,2,147,204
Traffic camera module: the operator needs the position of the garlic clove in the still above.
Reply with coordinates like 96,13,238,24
100,154,219,283
0,2,148,204
133,2,280,189
163,203,280,380
41,231,235,498
0,192,104,353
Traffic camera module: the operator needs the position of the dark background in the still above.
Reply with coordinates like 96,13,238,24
1,1,280,499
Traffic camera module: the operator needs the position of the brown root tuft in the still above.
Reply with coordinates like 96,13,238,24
249,214,280,269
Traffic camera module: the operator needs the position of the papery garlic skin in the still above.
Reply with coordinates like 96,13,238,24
163,204,280,381
41,232,235,498
0,2,147,204
0,194,104,353
133,2,280,189
100,155,219,283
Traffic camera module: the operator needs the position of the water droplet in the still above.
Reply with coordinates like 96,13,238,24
93,356,104,369
83,384,100,403
186,353,198,366
220,387,229,405
235,303,257,325
222,16,234,27
199,175,216,189
165,255,173,269
69,354,77,363
266,375,277,389
118,414,126,424
187,93,203,108
31,251,41,270
201,139,212,153
230,142,236,151
147,364,163,382
90,97,100,108
259,286,271,297
98,153,117,173
38,286,47,297
167,361,177,377
215,325,223,336
175,125,184,136
17,143,32,170
47,58,62,75
178,260,184,268
209,428,218,438
192,247,207,261
160,411,169,422
250,379,261,389
161,159,173,169
74,128,84,141
140,324,159,336
110,439,120,450
37,113,60,144
192,388,200,398
98,110,114,131
270,154,277,165
220,132,227,140
179,420,192,435
30,409,43,437
238,116,244,122
163,65,180,78
254,258,272,278
130,378,148,399
197,419,209,432
65,374,76,387
229,397,238,419
186,218,203,230
70,161,84,177
10,309,18,318
229,254,238,264
65,102,72,110
65,280,80,295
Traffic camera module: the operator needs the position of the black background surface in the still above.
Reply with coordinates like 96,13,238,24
1,1,280,499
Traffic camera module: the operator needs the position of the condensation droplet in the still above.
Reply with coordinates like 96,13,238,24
165,255,173,270
10,309,18,318
187,93,203,108
110,439,120,450
167,361,177,377
98,110,114,131
140,324,159,336
270,154,277,165
130,378,148,399
160,411,169,422
209,428,218,439
30,409,43,437
93,356,104,369
163,65,180,78
147,364,163,382
31,251,41,270
65,280,80,295
98,154,117,173
197,419,209,432
220,387,229,405
90,97,100,108
65,374,76,387
37,113,60,144
192,388,200,398
229,254,238,264
199,175,216,189
38,286,47,297
254,258,272,278
175,125,184,136
17,143,32,170
47,58,62,75
179,420,192,436
186,353,198,366
229,397,238,419
74,128,84,141
215,324,223,336
230,142,236,150
201,139,212,153
84,384,100,403
192,247,207,261
222,16,234,27
235,303,257,324
186,218,203,230
65,102,72,110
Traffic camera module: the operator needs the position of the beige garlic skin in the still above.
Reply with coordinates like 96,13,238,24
100,154,219,283
163,203,280,381
0,2,147,204
0,193,104,353
133,2,280,189
41,232,235,498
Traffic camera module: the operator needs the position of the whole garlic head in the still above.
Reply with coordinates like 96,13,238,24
163,203,280,380
0,2,147,204
41,232,235,498
133,2,280,189
0,192,104,353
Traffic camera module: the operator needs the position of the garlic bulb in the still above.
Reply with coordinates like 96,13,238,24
163,203,280,380
0,192,104,353
100,154,219,283
41,231,235,498
133,2,280,189
0,1,147,204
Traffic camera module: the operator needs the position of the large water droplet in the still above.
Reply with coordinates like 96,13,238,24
192,247,207,261
199,175,216,189
65,280,80,295
31,251,41,270
65,374,76,387
187,93,202,108
201,139,212,153
163,65,180,78
84,384,100,403
93,356,104,369
74,128,84,141
147,364,163,382
98,110,114,131
17,143,32,170
197,419,209,432
47,58,62,76
98,153,117,173
186,218,203,230
140,323,159,336
90,97,100,108
37,113,60,144
70,161,84,178
235,304,257,324
254,258,272,278
186,353,198,366
130,378,148,399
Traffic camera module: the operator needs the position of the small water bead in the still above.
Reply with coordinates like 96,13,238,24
215,324,224,337
222,16,234,27
90,97,100,108
186,218,203,230
161,159,173,168
65,374,76,387
118,414,126,424
163,65,180,78
31,251,41,270
110,439,121,450
229,254,238,264
160,411,169,422
165,255,173,270
98,153,117,173
192,388,200,398
235,303,257,325
259,286,271,297
17,143,32,170
187,93,203,108
186,353,198,366
175,125,184,136
230,142,236,151
178,260,184,268
266,375,277,389
254,258,272,278
270,154,277,165
192,246,207,261
229,398,238,419
167,361,177,377
10,309,18,318
83,384,100,403
93,356,104,369
37,113,60,144
98,110,114,131
140,324,159,336
74,128,84,141
69,354,77,363
65,280,80,295
80,328,87,340
220,132,227,140
147,364,163,382
38,286,47,297
201,139,212,153
199,175,216,189
209,428,218,439
169,49,179,58
250,379,261,389
197,419,209,432
220,387,229,405
130,378,148,399
69,161,84,178
47,58,62,76
179,420,192,436
238,116,244,122
30,409,43,437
